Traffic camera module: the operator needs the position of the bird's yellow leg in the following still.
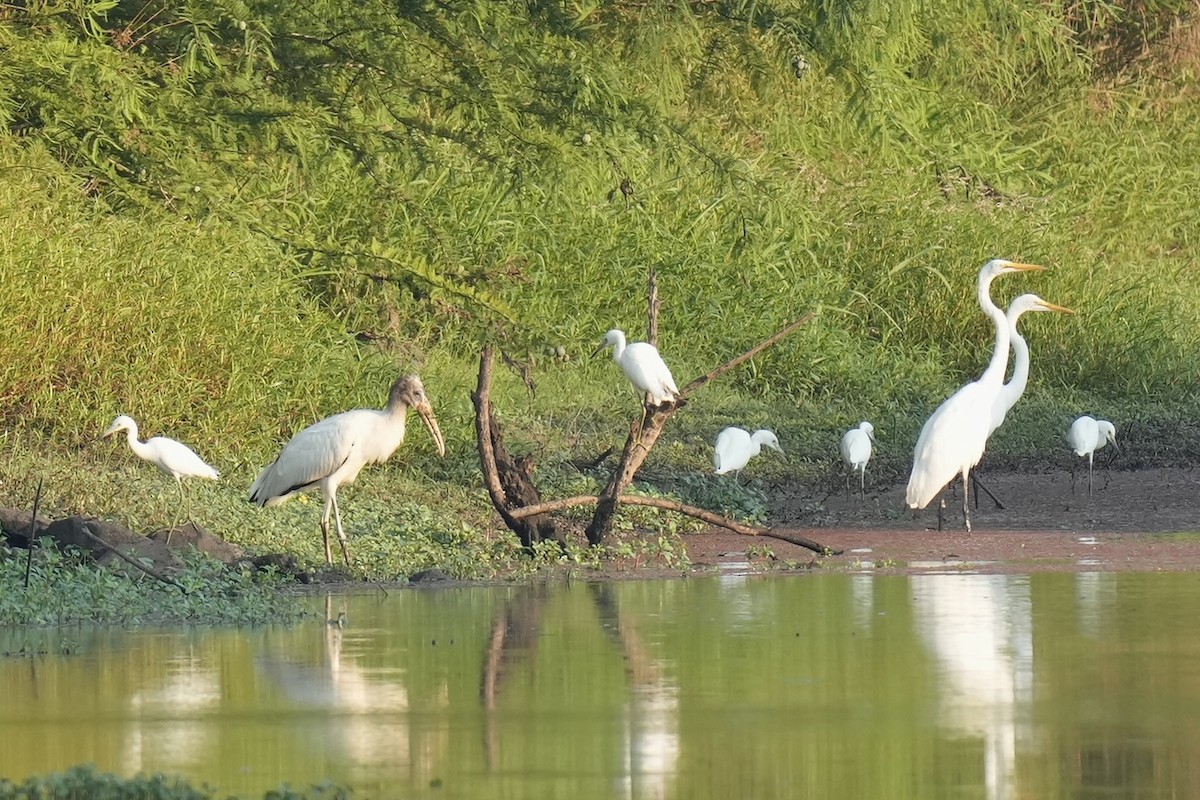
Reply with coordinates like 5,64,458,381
321,497,335,566
331,493,351,566
165,479,186,546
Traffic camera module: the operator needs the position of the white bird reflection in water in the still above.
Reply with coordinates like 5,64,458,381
912,574,1034,800
255,599,445,781
1075,570,1114,639
123,653,221,771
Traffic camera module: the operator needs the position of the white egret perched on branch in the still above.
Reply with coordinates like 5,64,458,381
1068,415,1117,497
248,375,446,567
102,414,219,531
593,329,680,406
905,259,1046,531
713,427,784,476
840,421,875,498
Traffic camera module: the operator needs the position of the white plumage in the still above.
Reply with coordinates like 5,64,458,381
1067,415,1117,497
248,375,446,566
906,259,1045,531
593,329,680,406
988,294,1073,435
839,421,875,497
103,414,219,528
713,427,784,475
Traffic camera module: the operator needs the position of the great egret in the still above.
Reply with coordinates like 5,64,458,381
840,421,875,498
713,427,784,476
248,375,446,566
102,415,219,532
905,259,1045,531
593,329,680,406
989,294,1074,434
1068,415,1117,497
961,293,1073,511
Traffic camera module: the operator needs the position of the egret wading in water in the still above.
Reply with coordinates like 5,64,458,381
102,415,219,536
1068,415,1117,497
840,421,875,499
970,293,1074,509
905,259,1046,532
248,375,446,566
713,427,784,478
593,329,680,407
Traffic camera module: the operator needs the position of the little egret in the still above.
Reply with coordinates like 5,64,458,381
906,259,1045,531
839,421,875,498
593,329,680,406
1068,415,1117,497
713,427,784,476
248,375,446,566
102,415,219,531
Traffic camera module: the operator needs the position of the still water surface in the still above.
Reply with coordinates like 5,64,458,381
3,571,1200,798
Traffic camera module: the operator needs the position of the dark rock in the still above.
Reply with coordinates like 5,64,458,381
0,507,52,546
409,567,451,584
244,553,305,579
148,522,244,564
41,516,182,574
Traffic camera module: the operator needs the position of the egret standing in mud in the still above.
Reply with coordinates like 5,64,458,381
906,259,1046,531
713,427,784,477
593,329,680,407
248,375,446,566
1068,415,1117,497
840,421,875,499
102,414,219,533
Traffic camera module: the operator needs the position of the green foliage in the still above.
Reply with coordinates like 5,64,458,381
0,0,1197,573
0,544,305,626
0,764,352,800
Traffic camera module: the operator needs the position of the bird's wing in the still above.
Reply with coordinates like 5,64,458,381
147,437,219,480
249,412,361,504
906,382,994,509
713,428,752,473
623,344,679,399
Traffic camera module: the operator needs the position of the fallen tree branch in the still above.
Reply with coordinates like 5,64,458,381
513,494,838,555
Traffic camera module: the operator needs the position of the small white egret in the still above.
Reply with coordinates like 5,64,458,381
593,329,680,406
906,259,1045,531
1068,415,1117,497
102,415,219,531
248,375,446,566
713,427,784,476
989,294,1074,435
839,421,875,498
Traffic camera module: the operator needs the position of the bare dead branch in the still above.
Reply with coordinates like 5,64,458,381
647,269,660,347
514,494,837,554
680,313,816,395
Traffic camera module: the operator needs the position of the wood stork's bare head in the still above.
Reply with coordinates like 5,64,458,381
388,375,446,457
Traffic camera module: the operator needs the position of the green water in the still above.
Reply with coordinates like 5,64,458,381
3,571,1200,799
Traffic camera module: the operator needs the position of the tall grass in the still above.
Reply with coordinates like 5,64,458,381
0,0,1197,550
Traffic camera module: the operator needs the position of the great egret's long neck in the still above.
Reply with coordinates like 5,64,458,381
978,271,1010,384
1005,315,1029,395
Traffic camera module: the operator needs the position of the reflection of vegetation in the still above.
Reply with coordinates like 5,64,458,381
0,544,305,626
0,764,352,799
